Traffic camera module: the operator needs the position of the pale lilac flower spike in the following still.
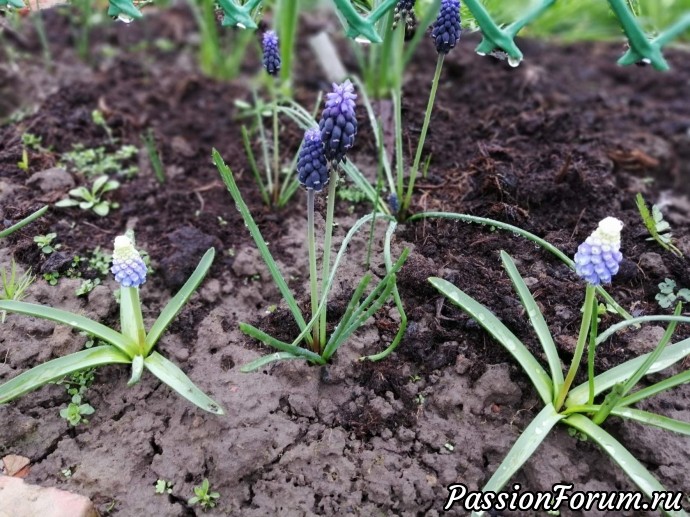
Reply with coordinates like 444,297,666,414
574,217,624,286
111,235,147,288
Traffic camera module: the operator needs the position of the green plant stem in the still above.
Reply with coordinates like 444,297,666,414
401,54,444,216
555,284,596,411
120,287,146,355
0,206,48,238
587,299,599,405
272,86,280,205
319,168,338,347
277,0,299,89
307,189,320,350
607,0,669,69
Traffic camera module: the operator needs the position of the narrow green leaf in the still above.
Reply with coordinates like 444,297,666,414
145,248,215,354
0,300,137,358
596,315,690,346
213,150,311,343
567,336,690,407
241,126,270,206
0,205,48,239
429,277,553,405
0,346,130,404
127,355,145,386
621,369,690,407
610,407,690,436
240,352,305,372
239,323,325,364
144,351,224,415
564,414,688,517
471,404,563,517
500,251,563,395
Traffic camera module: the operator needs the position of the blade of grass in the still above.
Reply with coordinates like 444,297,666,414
429,277,553,405
240,352,305,372
0,205,49,238
214,149,311,344
409,212,633,321
145,248,215,354
0,300,137,358
566,336,690,407
0,346,130,404
144,351,224,415
239,323,325,364
565,414,688,517
470,404,563,517
620,369,690,407
241,126,270,206
500,251,563,395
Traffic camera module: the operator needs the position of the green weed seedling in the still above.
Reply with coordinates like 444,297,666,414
656,279,690,309
56,175,120,217
188,479,220,510
34,233,61,255
0,260,35,323
62,144,138,179
0,233,224,415
59,394,95,426
76,279,101,297
155,479,173,495
637,193,683,257
431,218,690,516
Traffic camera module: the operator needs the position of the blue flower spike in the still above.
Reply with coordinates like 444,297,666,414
393,0,416,30
431,0,461,54
262,30,281,76
574,217,624,286
297,128,329,192
111,235,147,288
319,80,358,163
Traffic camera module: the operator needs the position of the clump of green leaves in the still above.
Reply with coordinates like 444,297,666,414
656,278,690,309
0,260,35,323
76,279,101,297
636,193,683,257
21,133,46,151
188,479,220,510
88,247,112,276
56,175,120,217
57,368,95,426
34,233,61,254
43,272,60,286
62,144,138,179
155,479,173,494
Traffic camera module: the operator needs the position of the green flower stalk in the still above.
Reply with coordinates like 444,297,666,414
0,234,223,414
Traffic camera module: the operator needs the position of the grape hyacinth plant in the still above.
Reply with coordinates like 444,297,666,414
261,30,281,76
430,217,690,515
0,233,223,414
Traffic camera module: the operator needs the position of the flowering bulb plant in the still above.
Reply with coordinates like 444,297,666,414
0,234,223,415
430,217,690,514
214,81,408,370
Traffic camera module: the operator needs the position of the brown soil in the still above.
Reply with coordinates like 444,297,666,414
1,5,690,516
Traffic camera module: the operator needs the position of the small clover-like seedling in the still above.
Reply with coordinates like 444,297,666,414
59,394,95,426
76,279,101,297
188,479,220,510
0,234,224,415
155,479,173,495
56,176,120,217
656,279,690,309
34,233,61,255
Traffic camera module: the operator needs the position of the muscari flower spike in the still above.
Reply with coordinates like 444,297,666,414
319,80,357,163
111,235,147,288
297,128,330,192
431,0,461,55
574,217,624,286
262,30,281,76
393,0,417,31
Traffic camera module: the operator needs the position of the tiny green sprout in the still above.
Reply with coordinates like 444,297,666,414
0,260,35,323
17,149,29,171
444,442,454,452
155,479,173,494
55,175,120,217
92,109,115,144
636,193,683,257
76,279,101,297
656,279,690,309
21,133,44,151
188,479,220,510
409,374,421,383
61,467,73,478
217,216,228,227
43,272,60,286
88,247,112,276
62,144,138,179
34,233,61,255
415,393,425,405
59,394,95,426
